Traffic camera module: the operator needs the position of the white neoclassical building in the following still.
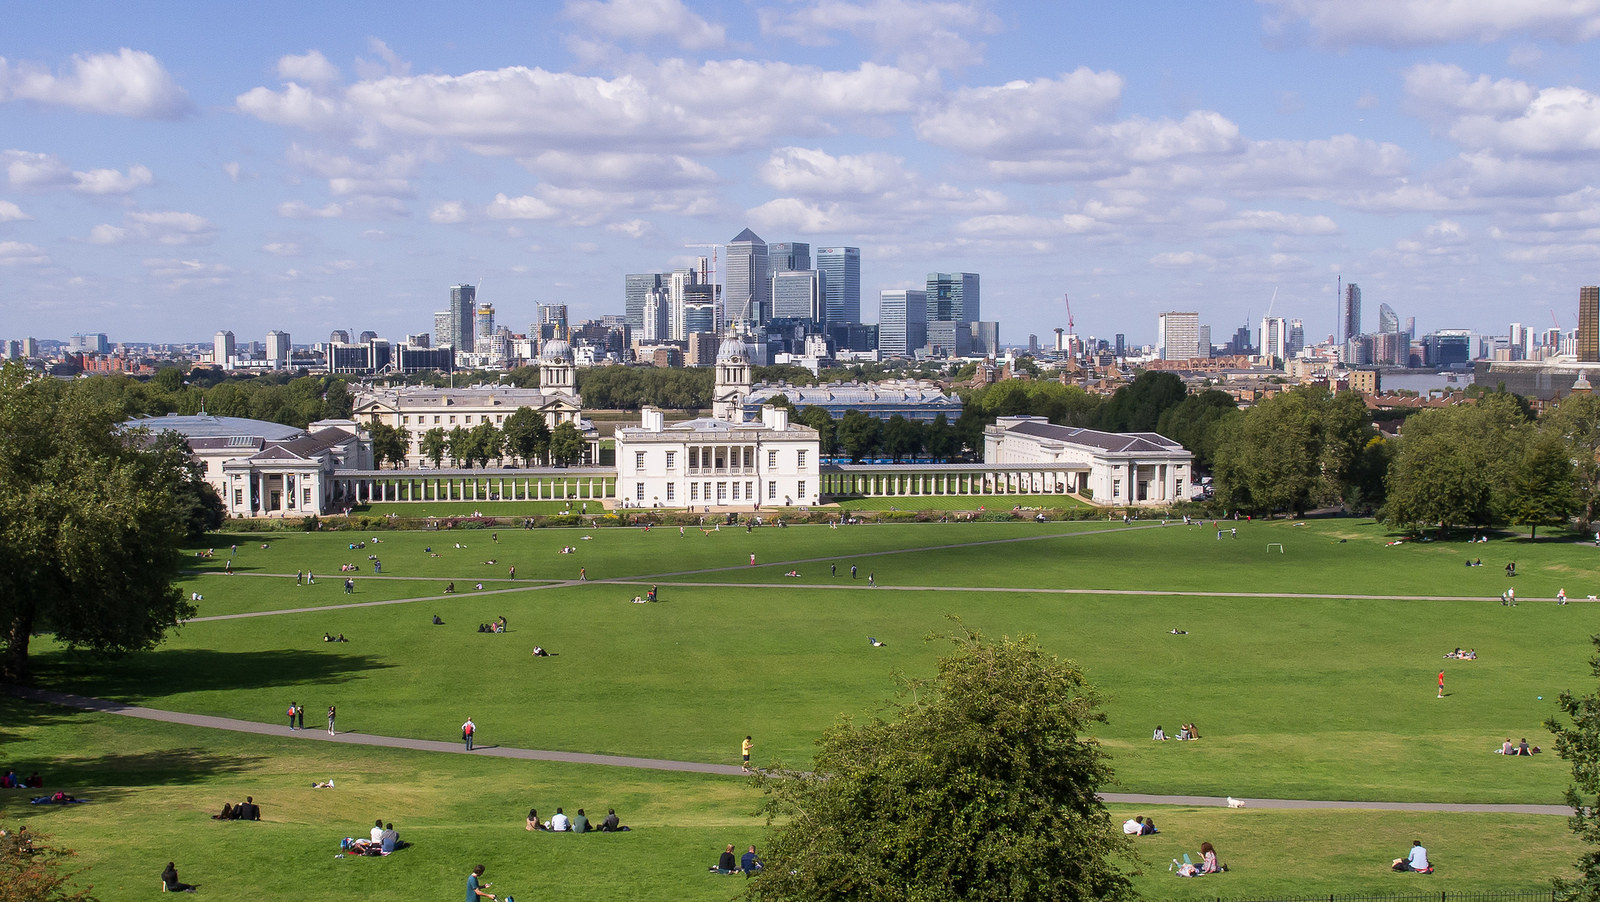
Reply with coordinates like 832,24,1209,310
350,342,598,465
615,405,821,510
127,413,369,517
983,415,1193,506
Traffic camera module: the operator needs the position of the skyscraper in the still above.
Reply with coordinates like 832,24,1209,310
1378,302,1398,334
771,270,824,321
1581,285,1599,363
537,304,569,341
1288,319,1305,355
266,330,291,368
450,284,476,351
1157,312,1201,360
878,289,927,358
1343,282,1362,342
1260,316,1287,363
474,304,495,351
213,330,235,366
817,247,861,324
625,273,666,334
768,242,811,274
926,273,979,324
725,228,769,326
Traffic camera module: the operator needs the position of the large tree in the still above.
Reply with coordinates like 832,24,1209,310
1547,636,1600,901
1512,434,1579,539
750,625,1135,902
0,364,196,684
419,427,447,469
549,421,587,466
1095,370,1186,433
1384,393,1531,534
1541,393,1600,531
502,408,550,466
0,822,98,902
1211,386,1373,515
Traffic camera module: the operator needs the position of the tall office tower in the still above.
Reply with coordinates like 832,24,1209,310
405,333,431,348
359,330,379,344
878,289,928,358
20,337,38,357
642,287,671,341
1378,303,1398,334
473,305,496,352
213,330,236,366
771,270,824,321
1027,334,1039,354
969,321,1000,357
817,246,861,325
725,228,769,326
1581,286,1600,362
1114,333,1126,356
450,284,477,351
538,304,569,340
1545,327,1564,355
330,330,351,344
266,330,291,368
925,272,979,324
624,273,666,334
1508,322,1527,361
4,340,19,359
1197,325,1212,357
432,312,453,348
1260,316,1287,362
1343,283,1362,342
1287,319,1305,355
1157,312,1201,360
768,242,811,274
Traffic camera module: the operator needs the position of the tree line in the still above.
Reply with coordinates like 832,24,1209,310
368,410,588,469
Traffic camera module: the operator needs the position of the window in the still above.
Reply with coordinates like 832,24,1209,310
433,415,441,424
303,488,313,505
635,451,646,469
743,447,753,468
716,482,727,501
1113,479,1121,498
768,481,777,500
797,480,806,498
745,481,753,499
768,450,778,468
496,415,503,423
402,416,410,425
449,416,456,424
690,483,699,501
636,482,645,501
732,483,740,501
666,483,675,501
797,450,807,468
233,490,243,506
665,451,676,468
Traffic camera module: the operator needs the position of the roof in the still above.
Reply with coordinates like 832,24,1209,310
616,416,818,440
127,413,304,442
745,381,961,409
1007,419,1184,454
730,227,763,244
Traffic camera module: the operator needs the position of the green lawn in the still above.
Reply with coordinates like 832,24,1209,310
8,516,1598,899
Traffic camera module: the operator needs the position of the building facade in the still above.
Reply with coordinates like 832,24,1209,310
1343,282,1362,343
926,272,979,324
614,405,821,509
1157,312,1201,360
817,246,861,325
725,228,769,326
1581,285,1598,363
878,289,928,358
771,269,824,322
983,415,1192,506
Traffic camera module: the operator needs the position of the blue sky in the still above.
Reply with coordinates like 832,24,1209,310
5,0,1600,348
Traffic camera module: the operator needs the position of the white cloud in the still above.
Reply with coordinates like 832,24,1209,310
1262,0,1600,47
1212,209,1339,234
0,200,27,221
355,39,411,81
223,162,243,182
486,193,560,220
123,211,217,245
73,164,154,194
564,0,726,50
277,197,406,220
87,224,128,244
519,151,717,188
758,147,908,195
277,50,341,86
0,49,191,119
760,0,1000,69
429,201,468,224
263,241,303,256
606,218,651,238
0,240,48,265
142,257,232,290
1149,250,1217,268
915,69,1126,156
1403,63,1533,120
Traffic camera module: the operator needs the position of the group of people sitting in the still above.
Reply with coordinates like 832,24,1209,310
1123,815,1159,835
1173,842,1225,876
1444,648,1477,660
211,796,262,820
526,807,625,833
1,771,43,789
31,790,81,805
1151,724,1201,741
341,820,406,855
322,633,348,643
711,843,763,875
1498,738,1541,756
478,617,509,633
339,563,360,572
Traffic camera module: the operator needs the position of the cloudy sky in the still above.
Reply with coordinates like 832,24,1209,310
5,0,1600,348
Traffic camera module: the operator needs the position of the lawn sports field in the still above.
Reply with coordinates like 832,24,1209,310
5,516,1596,898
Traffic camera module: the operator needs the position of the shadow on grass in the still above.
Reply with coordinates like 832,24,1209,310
28,648,395,703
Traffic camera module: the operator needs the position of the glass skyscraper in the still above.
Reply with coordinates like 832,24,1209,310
878,289,927,358
925,272,978,324
817,247,860,324
725,228,769,326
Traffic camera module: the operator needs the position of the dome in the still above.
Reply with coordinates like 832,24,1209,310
717,335,751,362
540,339,573,362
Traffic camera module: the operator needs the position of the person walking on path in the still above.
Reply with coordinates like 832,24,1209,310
831,562,836,576
287,702,298,730
742,735,752,771
344,577,354,594
579,567,587,581
327,705,337,735
1437,671,1445,699
296,703,304,730
466,864,496,900
508,565,515,580
868,572,875,587
750,553,756,566
463,717,476,751
296,570,303,585
851,565,857,579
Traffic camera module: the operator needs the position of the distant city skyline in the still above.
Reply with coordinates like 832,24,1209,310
6,2,1600,345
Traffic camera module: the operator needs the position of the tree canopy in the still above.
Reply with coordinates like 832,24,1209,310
1211,386,1374,516
0,363,196,683
749,624,1135,902
1383,393,1531,533
1547,635,1600,902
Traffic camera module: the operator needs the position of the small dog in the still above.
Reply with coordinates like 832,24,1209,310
1226,796,1246,809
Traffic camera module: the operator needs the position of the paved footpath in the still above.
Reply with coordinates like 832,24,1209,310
7,685,1571,815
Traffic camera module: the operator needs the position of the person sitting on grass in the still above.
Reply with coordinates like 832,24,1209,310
601,808,623,832
211,802,234,820
527,808,546,831
1392,839,1432,872
571,809,590,833
549,808,570,832
1153,725,1167,741
380,823,401,853
714,843,738,873
1140,816,1158,835
741,845,763,875
1500,738,1514,755
532,646,550,657
161,861,196,893
1200,841,1222,873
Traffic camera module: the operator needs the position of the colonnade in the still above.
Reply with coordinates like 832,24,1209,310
329,468,617,506
818,465,1088,498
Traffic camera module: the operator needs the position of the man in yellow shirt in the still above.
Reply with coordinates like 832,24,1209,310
742,736,752,770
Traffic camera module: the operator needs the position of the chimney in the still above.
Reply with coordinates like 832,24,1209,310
762,405,788,431
642,406,664,432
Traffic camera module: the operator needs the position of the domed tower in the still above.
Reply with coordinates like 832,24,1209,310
539,339,576,394
713,334,752,421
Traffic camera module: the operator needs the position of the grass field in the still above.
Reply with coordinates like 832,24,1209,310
5,516,1597,898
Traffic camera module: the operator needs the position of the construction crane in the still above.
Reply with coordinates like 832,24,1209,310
685,243,736,331
1064,292,1087,386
